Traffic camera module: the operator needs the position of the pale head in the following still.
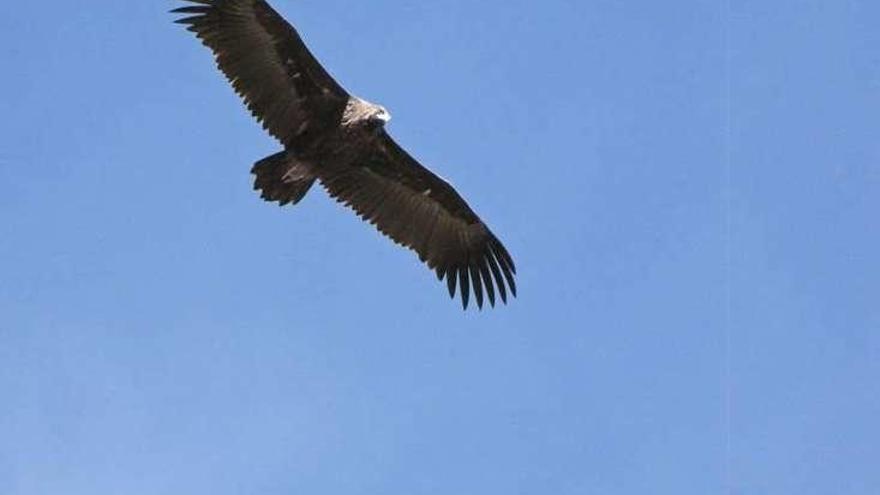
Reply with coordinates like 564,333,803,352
371,104,391,124
343,97,392,128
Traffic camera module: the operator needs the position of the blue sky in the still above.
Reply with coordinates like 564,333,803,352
1,0,877,493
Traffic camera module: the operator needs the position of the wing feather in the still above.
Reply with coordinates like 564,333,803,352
172,0,348,146
318,131,516,309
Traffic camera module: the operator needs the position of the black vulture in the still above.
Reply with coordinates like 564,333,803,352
172,0,516,309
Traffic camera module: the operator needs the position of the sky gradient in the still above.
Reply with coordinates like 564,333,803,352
1,1,878,494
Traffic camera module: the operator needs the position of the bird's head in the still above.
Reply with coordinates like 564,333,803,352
370,104,391,125
344,97,391,129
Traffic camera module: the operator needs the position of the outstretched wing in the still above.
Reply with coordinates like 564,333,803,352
318,131,517,310
172,0,349,146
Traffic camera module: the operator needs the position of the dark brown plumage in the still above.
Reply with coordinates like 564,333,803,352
172,0,516,309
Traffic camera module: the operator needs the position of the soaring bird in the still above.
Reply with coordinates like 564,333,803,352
172,0,516,309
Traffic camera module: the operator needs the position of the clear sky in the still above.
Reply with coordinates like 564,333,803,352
1,1,878,493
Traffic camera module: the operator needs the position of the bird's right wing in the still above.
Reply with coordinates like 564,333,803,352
318,130,517,310
172,0,349,146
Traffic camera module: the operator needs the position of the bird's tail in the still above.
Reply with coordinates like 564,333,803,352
251,151,316,206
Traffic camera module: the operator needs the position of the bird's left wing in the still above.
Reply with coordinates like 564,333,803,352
317,131,517,310
172,0,349,146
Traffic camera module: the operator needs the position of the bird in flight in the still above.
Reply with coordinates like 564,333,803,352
172,0,516,309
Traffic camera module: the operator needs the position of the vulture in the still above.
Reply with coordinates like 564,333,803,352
172,0,516,309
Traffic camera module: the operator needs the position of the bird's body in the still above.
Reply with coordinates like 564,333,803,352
252,97,393,209
173,0,516,309
305,97,391,175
